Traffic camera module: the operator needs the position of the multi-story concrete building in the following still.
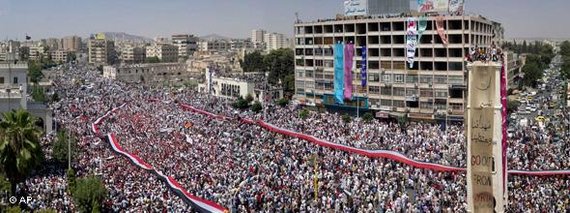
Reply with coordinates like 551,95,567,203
367,0,410,15
251,29,267,48
294,15,508,121
45,38,63,51
63,36,82,52
50,50,68,63
29,44,47,61
103,63,188,83
146,43,178,62
88,37,116,65
198,40,231,52
0,41,21,61
264,33,287,52
172,34,198,58
118,45,146,64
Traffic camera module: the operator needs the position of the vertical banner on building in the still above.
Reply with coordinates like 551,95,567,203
466,62,504,213
448,0,465,15
406,18,418,69
436,16,449,45
500,63,508,196
467,64,496,212
418,16,428,43
344,43,355,100
334,43,345,104
361,46,367,87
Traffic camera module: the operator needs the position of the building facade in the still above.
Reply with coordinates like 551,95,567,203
172,34,198,58
264,33,287,52
88,38,116,65
50,50,68,63
146,43,179,62
294,15,506,121
119,45,146,64
63,36,82,52
251,29,267,48
103,63,188,83
367,0,410,15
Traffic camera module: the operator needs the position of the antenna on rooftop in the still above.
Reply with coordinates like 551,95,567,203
295,12,300,23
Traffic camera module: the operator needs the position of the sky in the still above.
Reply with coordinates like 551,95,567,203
0,0,569,40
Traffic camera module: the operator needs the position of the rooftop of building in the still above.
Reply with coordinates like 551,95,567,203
295,12,497,25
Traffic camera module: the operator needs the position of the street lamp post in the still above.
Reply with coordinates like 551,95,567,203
264,72,268,120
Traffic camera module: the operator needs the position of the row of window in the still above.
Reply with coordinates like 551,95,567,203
0,77,19,84
296,20,494,35
296,71,464,85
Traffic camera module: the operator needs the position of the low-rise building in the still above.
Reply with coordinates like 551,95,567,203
0,62,52,134
103,63,188,83
199,71,283,102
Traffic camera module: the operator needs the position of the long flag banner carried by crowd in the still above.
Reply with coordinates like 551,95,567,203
92,105,228,213
334,42,345,104
178,102,570,176
344,42,355,100
406,17,418,68
361,46,367,87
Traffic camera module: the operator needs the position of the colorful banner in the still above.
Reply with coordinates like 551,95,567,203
406,18,418,68
418,16,428,42
418,0,449,13
448,0,465,15
344,43,355,100
436,16,449,45
334,43,345,104
361,46,367,87
500,63,508,194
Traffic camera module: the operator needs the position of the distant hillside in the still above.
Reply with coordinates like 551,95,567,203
99,32,153,43
199,34,231,41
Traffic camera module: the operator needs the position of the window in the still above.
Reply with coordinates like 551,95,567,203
394,74,404,83
369,86,380,94
435,90,448,98
393,87,405,96
0,77,4,84
13,77,18,84
393,100,405,107
420,75,433,84
381,87,392,95
382,74,392,83
380,99,392,106
420,101,433,109
368,73,380,82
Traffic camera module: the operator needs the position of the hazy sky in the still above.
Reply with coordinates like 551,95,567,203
0,0,568,40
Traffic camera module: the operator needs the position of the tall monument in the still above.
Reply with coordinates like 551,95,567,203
466,61,507,212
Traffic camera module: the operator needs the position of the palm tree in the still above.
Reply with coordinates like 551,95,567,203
0,109,44,195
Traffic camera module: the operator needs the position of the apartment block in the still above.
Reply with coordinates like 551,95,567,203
294,15,507,121
88,38,116,65
146,43,178,62
63,36,82,52
264,33,287,52
172,34,198,58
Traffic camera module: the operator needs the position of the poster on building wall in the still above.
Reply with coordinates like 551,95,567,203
448,0,465,15
406,18,418,68
418,0,449,13
344,0,368,16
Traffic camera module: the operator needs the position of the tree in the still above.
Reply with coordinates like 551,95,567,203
521,62,542,88
299,109,309,120
66,52,77,63
245,94,254,103
342,114,352,123
28,61,44,84
240,51,265,72
232,97,250,109
72,175,107,213
398,116,409,128
507,100,520,114
251,101,262,113
0,109,44,196
31,84,46,103
263,49,294,87
52,130,76,164
145,56,161,63
276,98,289,107
362,112,374,123
522,40,528,53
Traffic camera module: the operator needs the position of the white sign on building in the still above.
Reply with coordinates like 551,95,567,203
344,0,368,16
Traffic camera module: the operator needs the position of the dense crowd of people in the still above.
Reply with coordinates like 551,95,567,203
6,58,569,212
